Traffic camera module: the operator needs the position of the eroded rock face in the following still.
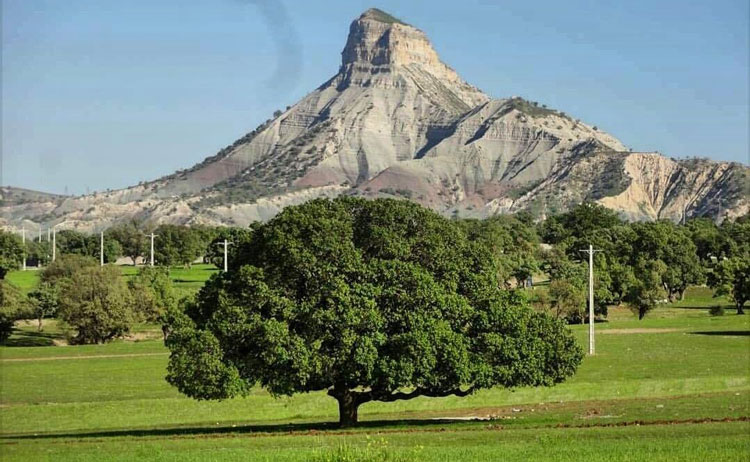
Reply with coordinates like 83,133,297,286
2,8,747,232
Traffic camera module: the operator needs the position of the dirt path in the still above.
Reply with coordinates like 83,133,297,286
0,352,168,362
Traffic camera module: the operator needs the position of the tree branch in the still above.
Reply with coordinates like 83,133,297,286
327,385,479,405
367,386,478,403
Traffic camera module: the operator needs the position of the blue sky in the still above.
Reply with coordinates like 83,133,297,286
2,0,748,195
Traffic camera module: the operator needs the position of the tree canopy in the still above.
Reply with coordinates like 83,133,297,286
0,230,24,279
57,265,134,344
153,225,205,267
108,221,148,265
165,198,583,426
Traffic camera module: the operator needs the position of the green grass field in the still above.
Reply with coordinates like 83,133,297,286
1,268,748,461
6,263,218,297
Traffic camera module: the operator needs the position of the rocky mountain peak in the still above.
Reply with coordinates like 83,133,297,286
338,8,487,107
341,8,420,69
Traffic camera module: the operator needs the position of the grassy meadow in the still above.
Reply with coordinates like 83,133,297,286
0,267,748,461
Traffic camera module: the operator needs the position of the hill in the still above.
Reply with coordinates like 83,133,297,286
2,8,748,231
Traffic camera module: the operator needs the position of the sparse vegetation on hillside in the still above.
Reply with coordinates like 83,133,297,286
363,8,408,25
506,97,565,119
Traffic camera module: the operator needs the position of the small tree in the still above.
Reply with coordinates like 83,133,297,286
165,198,583,426
109,221,148,265
625,260,667,320
54,230,89,256
85,234,122,263
28,283,58,332
57,266,134,344
128,267,178,326
154,225,203,268
709,256,749,315
548,279,586,323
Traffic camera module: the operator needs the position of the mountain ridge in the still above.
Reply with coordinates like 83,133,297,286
2,8,748,232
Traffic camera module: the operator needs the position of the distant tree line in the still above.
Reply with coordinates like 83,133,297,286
0,203,747,347
0,221,253,343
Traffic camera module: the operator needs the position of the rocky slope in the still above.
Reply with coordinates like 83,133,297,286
2,8,748,232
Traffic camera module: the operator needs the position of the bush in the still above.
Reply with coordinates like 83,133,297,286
709,305,725,317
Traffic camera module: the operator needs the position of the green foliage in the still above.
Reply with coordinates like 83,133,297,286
153,224,205,267
624,259,667,320
28,282,58,332
24,239,51,267
41,254,97,285
539,202,623,244
685,218,729,262
506,97,558,118
548,279,586,323
51,229,122,263
457,215,540,288
311,438,421,462
165,198,583,425
54,230,89,256
0,230,24,279
708,305,725,316
709,256,749,314
585,154,632,200
0,280,29,342
630,221,705,301
363,8,408,25
205,227,254,269
109,221,148,264
127,266,178,323
57,265,135,344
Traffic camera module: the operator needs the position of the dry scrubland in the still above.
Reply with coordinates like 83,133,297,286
1,268,748,461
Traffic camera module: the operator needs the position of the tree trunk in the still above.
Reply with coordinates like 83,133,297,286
37,316,43,332
336,390,360,427
737,302,745,315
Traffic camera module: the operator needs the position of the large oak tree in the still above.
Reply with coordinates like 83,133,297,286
165,198,583,426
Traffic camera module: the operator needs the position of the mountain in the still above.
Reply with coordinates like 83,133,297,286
2,8,748,231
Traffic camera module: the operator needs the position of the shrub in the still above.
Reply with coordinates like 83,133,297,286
709,305,725,317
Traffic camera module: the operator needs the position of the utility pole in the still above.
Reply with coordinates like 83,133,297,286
100,231,105,266
579,244,603,355
21,226,26,271
149,233,157,267
52,226,57,262
222,239,231,273
38,226,42,243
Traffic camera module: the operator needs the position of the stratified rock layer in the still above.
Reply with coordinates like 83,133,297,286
2,8,747,231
